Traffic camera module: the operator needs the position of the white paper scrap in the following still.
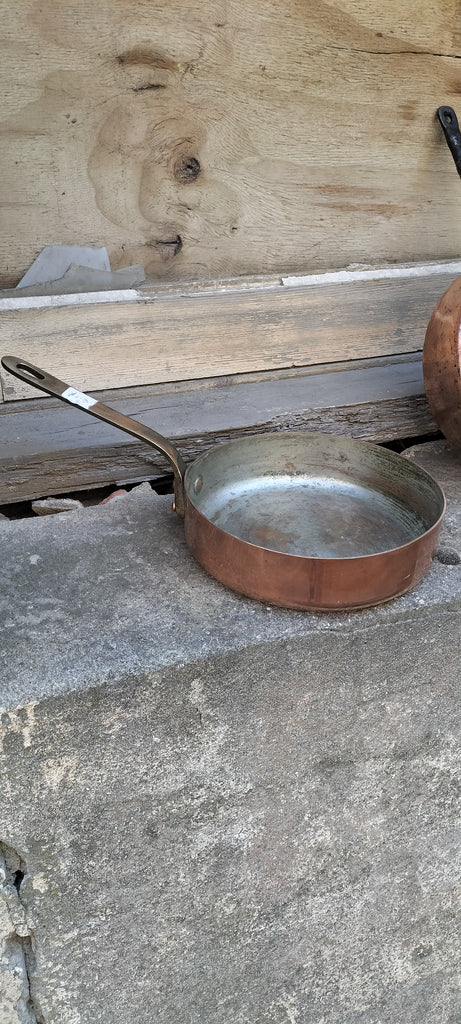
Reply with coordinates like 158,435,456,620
17,245,110,288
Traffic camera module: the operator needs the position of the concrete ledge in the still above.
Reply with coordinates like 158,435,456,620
1,442,461,1022
1,442,461,709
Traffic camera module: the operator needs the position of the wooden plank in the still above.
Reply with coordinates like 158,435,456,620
0,356,438,503
1,263,459,401
1,2,461,286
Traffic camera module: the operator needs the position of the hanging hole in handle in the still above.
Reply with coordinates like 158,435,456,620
444,110,453,124
16,363,45,380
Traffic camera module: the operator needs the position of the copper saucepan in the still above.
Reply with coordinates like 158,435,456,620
1,356,445,611
424,106,461,450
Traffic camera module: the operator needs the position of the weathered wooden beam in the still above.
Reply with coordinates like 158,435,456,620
0,262,459,402
0,355,437,503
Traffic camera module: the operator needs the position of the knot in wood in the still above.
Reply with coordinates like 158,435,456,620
174,155,201,183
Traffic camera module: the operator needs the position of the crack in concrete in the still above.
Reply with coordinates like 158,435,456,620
0,842,44,1024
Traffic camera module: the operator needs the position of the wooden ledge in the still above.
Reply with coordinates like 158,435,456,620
1,261,460,402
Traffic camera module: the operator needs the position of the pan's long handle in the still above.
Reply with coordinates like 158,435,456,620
437,106,461,178
1,356,187,516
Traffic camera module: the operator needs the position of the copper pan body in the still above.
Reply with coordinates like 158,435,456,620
424,275,461,451
424,107,461,450
182,433,444,610
1,357,445,612
185,499,441,611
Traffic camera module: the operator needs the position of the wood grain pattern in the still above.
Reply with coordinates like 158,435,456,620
0,356,438,503
1,1,461,285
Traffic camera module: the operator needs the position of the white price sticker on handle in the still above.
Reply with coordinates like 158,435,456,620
62,387,98,410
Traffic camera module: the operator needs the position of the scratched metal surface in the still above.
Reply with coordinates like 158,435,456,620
185,432,444,558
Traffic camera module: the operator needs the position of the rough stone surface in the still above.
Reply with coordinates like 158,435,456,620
0,844,33,1024
0,896,27,1024
0,445,461,1023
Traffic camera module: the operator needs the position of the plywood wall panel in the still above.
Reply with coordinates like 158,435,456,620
1,1,461,286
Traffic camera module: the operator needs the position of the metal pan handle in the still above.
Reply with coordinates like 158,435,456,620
1,355,187,516
437,105,461,178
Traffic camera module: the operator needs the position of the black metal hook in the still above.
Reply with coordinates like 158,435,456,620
437,105,461,178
